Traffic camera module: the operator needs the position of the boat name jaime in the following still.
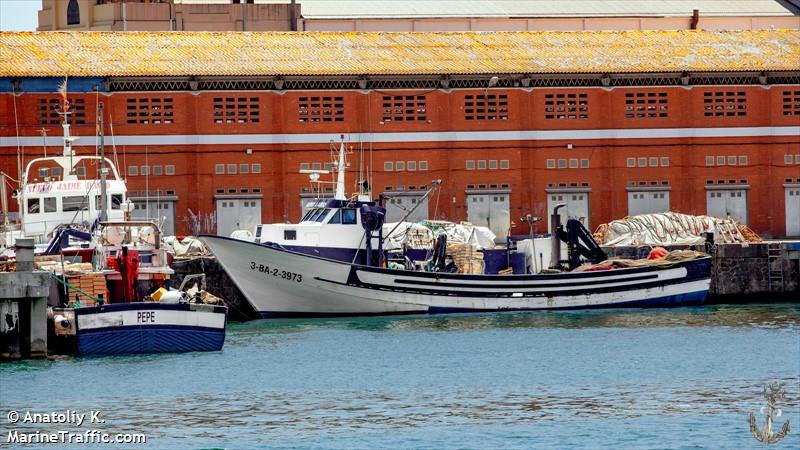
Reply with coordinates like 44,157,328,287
249,262,303,282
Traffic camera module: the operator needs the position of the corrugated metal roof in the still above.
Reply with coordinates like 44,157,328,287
0,30,798,77
258,0,798,19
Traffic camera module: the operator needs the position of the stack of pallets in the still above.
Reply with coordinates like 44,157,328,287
67,272,109,307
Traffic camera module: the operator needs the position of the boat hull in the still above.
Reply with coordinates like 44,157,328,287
74,303,227,355
201,235,711,317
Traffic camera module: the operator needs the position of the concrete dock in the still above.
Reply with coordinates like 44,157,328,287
0,238,50,360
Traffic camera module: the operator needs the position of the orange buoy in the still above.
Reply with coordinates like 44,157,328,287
648,247,668,260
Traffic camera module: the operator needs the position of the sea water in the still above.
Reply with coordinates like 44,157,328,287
1,303,799,449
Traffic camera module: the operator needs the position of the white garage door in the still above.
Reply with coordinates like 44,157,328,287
216,199,262,237
467,193,510,239
547,192,589,232
131,200,176,236
786,187,800,236
628,191,670,216
384,194,429,223
706,189,747,225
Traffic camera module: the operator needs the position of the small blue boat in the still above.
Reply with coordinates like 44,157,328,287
61,302,227,355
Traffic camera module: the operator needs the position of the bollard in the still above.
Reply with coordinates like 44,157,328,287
15,238,35,273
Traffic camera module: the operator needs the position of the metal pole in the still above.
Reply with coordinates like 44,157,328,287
98,103,108,222
550,204,566,269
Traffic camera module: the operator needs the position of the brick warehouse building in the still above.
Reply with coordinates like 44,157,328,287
1,30,799,238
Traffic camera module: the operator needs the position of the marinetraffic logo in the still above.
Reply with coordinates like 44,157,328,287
749,381,791,445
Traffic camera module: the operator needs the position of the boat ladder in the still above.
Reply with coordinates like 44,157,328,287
767,243,784,292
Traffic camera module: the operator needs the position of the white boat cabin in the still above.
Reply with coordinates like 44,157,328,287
20,155,127,242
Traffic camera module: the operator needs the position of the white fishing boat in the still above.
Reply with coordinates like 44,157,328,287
1,94,128,259
201,139,711,317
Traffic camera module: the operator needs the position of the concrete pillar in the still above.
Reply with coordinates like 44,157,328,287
0,238,49,360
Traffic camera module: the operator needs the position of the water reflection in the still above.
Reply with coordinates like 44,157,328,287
231,303,800,335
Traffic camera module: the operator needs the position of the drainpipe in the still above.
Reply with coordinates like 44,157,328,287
690,9,699,30
290,0,297,31
242,0,247,31
122,0,127,32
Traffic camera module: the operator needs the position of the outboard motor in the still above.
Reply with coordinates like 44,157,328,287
360,204,386,267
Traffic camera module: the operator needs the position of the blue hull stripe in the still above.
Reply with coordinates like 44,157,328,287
77,326,225,355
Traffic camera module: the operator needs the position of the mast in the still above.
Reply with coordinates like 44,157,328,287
98,102,108,222
334,137,347,200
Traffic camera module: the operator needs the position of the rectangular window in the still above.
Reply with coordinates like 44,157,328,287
727,156,737,166
569,158,578,168
544,92,589,120
649,157,658,167
785,154,794,164
407,161,417,171
27,198,40,214
558,159,567,169
126,97,174,124
702,91,747,117
477,160,487,170
140,166,150,176
419,161,428,171
299,96,345,122
738,156,748,166
466,160,475,170
52,167,62,178
796,155,800,164
164,165,175,175
580,158,589,168
63,196,88,212
153,165,163,176
660,157,669,167
238,164,249,174
213,96,259,124
39,98,86,125
252,164,261,174
705,156,714,166
464,94,508,120
382,95,427,122
311,162,322,170
215,164,224,174
782,90,800,116
384,161,394,172
111,194,122,210
395,161,406,171
489,160,498,170
44,197,57,213
227,164,237,174
717,156,726,166
546,159,555,169
128,166,138,176
300,163,310,171
624,92,668,118
500,160,509,169
627,157,636,168
75,166,86,177
638,157,647,167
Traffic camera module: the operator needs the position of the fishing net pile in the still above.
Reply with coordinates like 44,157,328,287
593,212,761,246
573,250,709,272
383,220,496,251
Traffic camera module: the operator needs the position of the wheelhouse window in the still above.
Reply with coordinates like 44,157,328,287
111,194,123,210
313,208,331,222
27,198,40,214
63,196,88,212
284,230,297,240
341,208,357,225
328,209,342,224
44,197,57,213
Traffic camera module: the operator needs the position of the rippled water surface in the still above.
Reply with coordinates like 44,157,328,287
2,303,799,449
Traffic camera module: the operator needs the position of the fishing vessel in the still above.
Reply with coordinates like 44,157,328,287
1,95,128,260
201,139,711,317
